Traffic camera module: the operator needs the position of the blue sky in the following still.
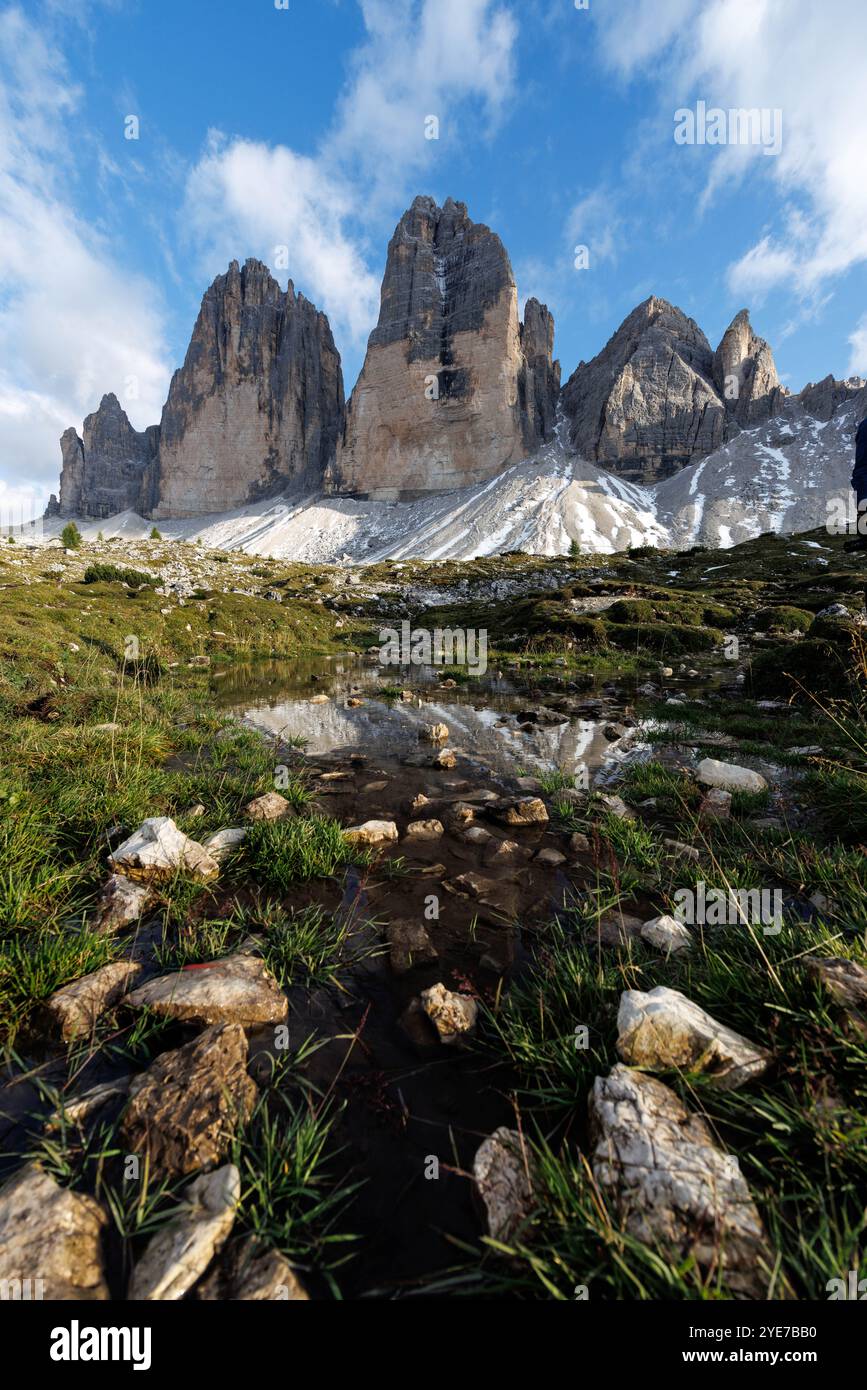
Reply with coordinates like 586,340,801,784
2,0,867,511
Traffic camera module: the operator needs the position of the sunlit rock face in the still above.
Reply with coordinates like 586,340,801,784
146,259,344,518
326,196,560,499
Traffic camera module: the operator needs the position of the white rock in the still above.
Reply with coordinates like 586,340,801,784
590,1066,770,1298
0,1163,109,1300
93,873,150,933
474,1127,536,1242
109,816,219,883
244,791,292,822
128,1165,240,1301
125,953,288,1028
420,982,478,1043
202,827,247,861
640,915,692,955
696,758,768,795
343,819,399,848
616,986,770,1088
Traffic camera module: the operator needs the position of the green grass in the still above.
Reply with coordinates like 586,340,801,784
243,815,370,890
0,930,118,1045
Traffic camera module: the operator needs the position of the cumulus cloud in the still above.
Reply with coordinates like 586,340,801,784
594,0,867,303
182,0,519,353
182,135,381,346
0,6,170,510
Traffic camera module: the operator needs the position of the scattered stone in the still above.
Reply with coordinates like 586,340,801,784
49,1077,131,1131
408,792,434,814
128,1165,240,1301
516,775,543,793
309,693,330,704
343,818,399,848
403,818,444,841
125,953,288,1029
46,960,143,1041
202,827,247,862
244,791,293,822
474,1127,536,1242
420,722,449,743
482,836,526,866
93,873,151,934
109,816,219,883
197,1236,309,1301
603,722,627,741
664,838,701,861
432,748,457,769
589,1065,770,1298
641,914,693,955
616,986,771,1088
569,831,591,855
445,872,521,919
420,982,478,1043
362,779,388,793
385,919,438,975
495,796,549,827
595,910,646,947
805,957,867,1024
696,757,768,794
0,1163,110,1300
462,825,494,847
346,697,364,708
598,794,633,820
700,788,732,822
535,846,566,868
121,1024,257,1178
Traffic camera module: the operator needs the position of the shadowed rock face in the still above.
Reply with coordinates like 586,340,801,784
54,261,344,521
54,394,159,519
561,297,728,483
147,259,345,518
326,196,560,498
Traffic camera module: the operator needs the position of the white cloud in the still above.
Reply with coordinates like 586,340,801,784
0,6,170,507
566,190,622,268
182,135,380,347
593,0,867,302
328,0,517,188
183,0,519,355
848,316,867,379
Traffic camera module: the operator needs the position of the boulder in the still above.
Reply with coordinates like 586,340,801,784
403,818,444,841
343,819,399,848
109,816,219,883
640,914,693,955
124,954,288,1029
121,1024,258,1177
46,959,143,1041
495,796,549,827
385,919,438,975
202,827,247,862
93,874,151,934
196,1236,309,1301
420,982,478,1043
696,758,768,795
589,1066,771,1297
0,1162,109,1300
128,1165,240,1300
616,986,771,1088
473,1127,536,1242
244,792,293,822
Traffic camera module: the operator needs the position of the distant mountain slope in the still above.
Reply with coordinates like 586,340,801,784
41,387,866,562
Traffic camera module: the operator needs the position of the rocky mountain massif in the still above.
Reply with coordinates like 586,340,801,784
50,261,344,520
48,195,865,538
326,196,559,498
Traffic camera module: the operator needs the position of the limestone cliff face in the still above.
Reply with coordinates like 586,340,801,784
326,197,559,498
146,260,344,518
712,309,786,426
561,297,728,483
53,394,159,519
